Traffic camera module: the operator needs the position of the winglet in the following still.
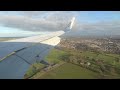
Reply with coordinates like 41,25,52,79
69,17,75,29
64,17,75,32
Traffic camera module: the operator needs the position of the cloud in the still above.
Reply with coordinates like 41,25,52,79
0,11,120,36
64,20,120,37
0,15,59,31
0,11,79,32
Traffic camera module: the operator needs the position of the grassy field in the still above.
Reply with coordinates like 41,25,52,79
67,50,120,67
0,38,15,41
25,48,120,79
45,49,67,64
0,37,22,41
24,63,45,79
31,63,100,79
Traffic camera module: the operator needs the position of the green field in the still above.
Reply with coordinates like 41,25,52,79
24,63,45,79
31,63,100,79
45,49,68,64
0,37,23,41
25,48,120,79
0,38,15,41
67,50,120,67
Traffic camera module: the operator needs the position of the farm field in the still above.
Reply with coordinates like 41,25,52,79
25,48,120,79
31,63,100,79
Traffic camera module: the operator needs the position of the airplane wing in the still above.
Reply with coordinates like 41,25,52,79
0,17,75,79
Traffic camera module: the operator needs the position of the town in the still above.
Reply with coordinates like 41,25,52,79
58,36,120,54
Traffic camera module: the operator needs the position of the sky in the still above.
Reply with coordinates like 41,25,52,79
0,11,120,37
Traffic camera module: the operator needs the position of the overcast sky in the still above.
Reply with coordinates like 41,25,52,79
0,11,120,37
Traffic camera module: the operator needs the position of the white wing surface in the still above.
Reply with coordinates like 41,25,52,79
0,17,75,79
